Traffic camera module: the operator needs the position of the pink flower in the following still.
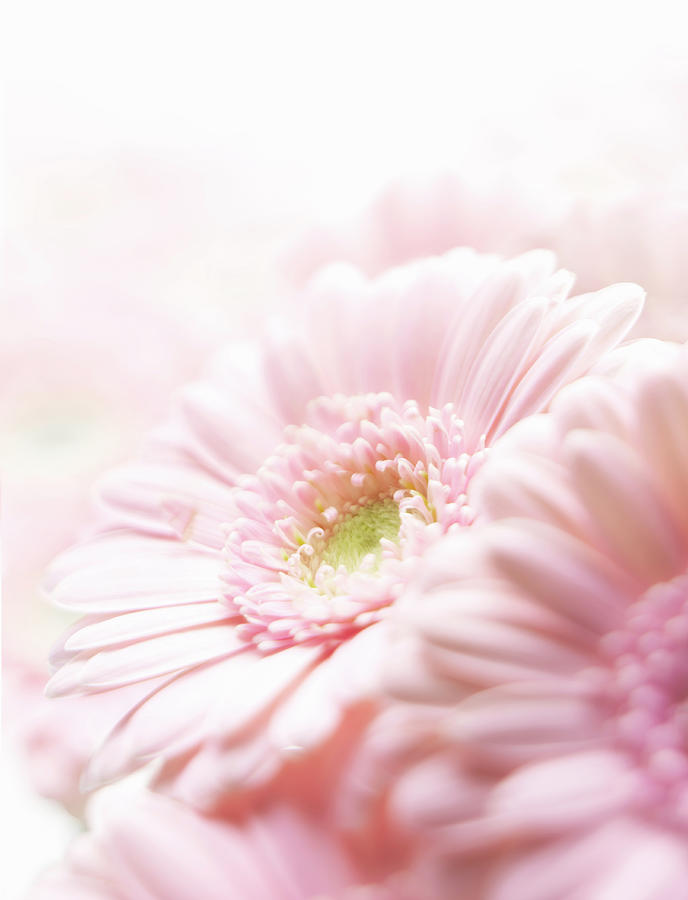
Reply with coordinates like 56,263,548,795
376,344,688,898
283,173,558,285
27,791,366,900
285,172,688,344
46,249,643,809
552,187,688,342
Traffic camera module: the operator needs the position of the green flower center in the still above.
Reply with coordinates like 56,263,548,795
320,498,401,573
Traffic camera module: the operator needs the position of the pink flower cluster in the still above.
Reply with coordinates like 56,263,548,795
9,170,688,899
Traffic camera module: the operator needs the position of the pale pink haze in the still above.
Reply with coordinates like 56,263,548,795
1,291,209,656
46,248,643,811
375,343,688,899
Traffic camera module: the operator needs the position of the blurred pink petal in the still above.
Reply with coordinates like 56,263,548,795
28,791,364,900
3,659,157,816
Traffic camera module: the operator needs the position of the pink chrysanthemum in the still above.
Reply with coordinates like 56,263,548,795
46,249,643,808
376,344,688,899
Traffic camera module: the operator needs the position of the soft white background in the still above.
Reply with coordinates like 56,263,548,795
7,1,688,228
3,2,688,896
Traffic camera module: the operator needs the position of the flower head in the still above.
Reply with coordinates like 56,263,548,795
46,248,644,808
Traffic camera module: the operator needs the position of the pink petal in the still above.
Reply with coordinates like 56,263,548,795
63,602,233,653
51,542,222,613
47,625,240,694
491,317,598,439
459,297,550,448
565,429,686,584
486,519,631,632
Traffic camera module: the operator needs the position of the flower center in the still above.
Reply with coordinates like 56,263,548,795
223,392,484,652
320,499,401,573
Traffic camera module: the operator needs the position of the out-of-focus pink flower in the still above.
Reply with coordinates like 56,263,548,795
372,344,688,899
46,248,643,811
282,173,560,285
553,186,688,342
284,171,688,344
27,790,367,900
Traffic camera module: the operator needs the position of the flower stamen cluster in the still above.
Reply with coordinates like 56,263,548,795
223,393,482,652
